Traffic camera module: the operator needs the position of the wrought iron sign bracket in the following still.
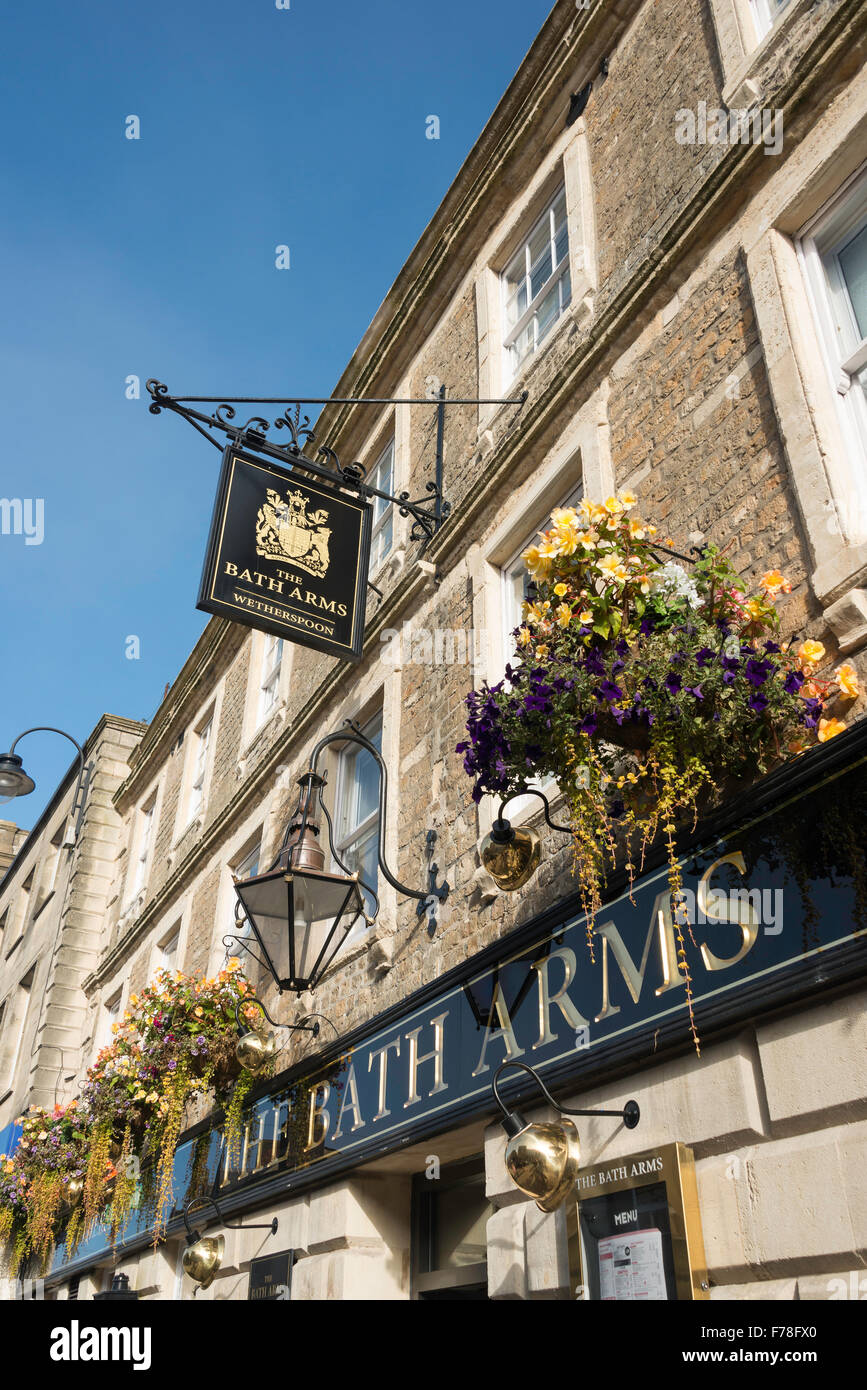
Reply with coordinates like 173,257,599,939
146,379,527,548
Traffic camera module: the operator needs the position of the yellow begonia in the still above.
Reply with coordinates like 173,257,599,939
598,554,628,583
818,717,846,742
603,496,625,515
517,627,532,647
553,582,568,597
578,609,593,624
536,644,549,659
619,491,638,509
797,640,825,668
550,507,578,529
555,604,572,628
835,663,860,698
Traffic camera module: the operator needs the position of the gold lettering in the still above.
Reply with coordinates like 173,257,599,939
472,985,524,1076
305,1081,331,1150
224,561,238,577
531,947,589,1048
404,1012,449,1107
697,850,760,970
595,894,684,1023
367,1037,400,1121
332,1060,365,1138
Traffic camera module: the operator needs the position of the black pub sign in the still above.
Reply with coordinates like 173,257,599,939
248,1250,294,1301
198,446,372,662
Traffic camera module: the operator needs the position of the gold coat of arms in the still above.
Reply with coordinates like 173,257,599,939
255,488,331,578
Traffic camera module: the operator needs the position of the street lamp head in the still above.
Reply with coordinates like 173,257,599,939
0,753,36,805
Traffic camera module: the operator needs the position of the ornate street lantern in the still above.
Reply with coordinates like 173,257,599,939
492,1061,640,1211
228,724,448,995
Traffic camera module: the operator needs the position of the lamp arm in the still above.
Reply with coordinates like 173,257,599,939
493,1060,640,1127
497,787,572,835
183,1192,278,1238
234,996,319,1037
8,727,87,833
307,724,447,905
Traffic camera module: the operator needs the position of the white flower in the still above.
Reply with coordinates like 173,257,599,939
723,635,741,659
648,562,700,608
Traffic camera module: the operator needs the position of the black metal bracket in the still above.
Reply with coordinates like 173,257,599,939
146,380,527,550
182,1194,278,1242
234,997,320,1039
493,1060,640,1130
416,828,450,936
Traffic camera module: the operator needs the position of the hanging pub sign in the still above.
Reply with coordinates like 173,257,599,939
567,1143,708,1301
197,446,372,662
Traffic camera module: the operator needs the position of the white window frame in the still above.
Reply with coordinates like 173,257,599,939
256,636,284,728
500,481,585,662
748,0,791,41
230,839,262,955
334,713,382,920
156,924,181,976
4,966,35,1093
96,990,122,1056
501,187,571,385
187,714,213,825
368,438,396,575
798,165,867,495
130,800,155,901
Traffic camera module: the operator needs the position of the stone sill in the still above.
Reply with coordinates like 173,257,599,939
722,0,815,109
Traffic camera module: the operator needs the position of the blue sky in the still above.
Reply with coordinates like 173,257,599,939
0,0,552,830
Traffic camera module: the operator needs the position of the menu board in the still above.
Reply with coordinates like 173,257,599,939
578,1180,678,1300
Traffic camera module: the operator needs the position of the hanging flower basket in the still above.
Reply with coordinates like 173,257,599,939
0,962,270,1276
457,492,861,1050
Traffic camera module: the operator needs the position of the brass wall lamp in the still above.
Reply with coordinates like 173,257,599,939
479,788,569,891
493,1061,640,1211
182,1195,278,1291
233,996,319,1074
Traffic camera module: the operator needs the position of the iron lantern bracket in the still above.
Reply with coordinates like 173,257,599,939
300,723,450,913
493,1060,641,1135
234,997,319,1039
182,1194,278,1244
146,380,527,549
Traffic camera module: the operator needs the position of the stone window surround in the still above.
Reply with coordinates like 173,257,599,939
356,399,412,587
708,0,814,110
206,828,263,982
171,690,223,850
468,381,615,844
745,126,867,655
119,775,164,922
475,114,598,434
149,906,190,982
239,630,293,759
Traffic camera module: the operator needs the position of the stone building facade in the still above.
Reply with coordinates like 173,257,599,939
3,0,867,1300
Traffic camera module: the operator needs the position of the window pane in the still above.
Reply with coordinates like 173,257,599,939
838,223,867,339
527,216,551,274
536,282,560,340
434,1179,492,1269
529,245,553,301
